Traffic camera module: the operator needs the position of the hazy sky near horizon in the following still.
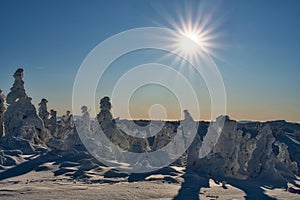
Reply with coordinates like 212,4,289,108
0,0,299,122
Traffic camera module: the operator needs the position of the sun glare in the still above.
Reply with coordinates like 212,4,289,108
179,32,201,56
154,2,225,71
186,32,199,44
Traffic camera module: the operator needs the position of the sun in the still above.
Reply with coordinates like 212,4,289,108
154,2,225,69
177,31,202,58
185,32,199,44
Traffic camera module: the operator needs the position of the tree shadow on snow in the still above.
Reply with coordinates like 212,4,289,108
173,168,209,200
221,178,277,200
127,166,179,183
0,151,58,181
172,169,293,200
0,149,97,181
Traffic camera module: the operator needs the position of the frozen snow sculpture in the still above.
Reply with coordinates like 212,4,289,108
0,89,6,137
180,110,201,168
181,110,198,149
62,110,74,129
194,118,299,181
48,109,57,135
3,69,46,144
38,98,50,127
97,96,129,150
274,141,298,174
171,123,187,166
129,132,150,153
97,97,113,129
211,117,241,177
152,123,173,151
186,133,201,168
6,68,27,104
247,125,277,178
4,96,45,143
75,105,91,140
81,105,90,129
238,132,257,175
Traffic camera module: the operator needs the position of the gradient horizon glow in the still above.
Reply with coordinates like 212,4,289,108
0,0,299,122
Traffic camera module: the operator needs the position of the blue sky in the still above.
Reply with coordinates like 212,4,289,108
0,0,299,122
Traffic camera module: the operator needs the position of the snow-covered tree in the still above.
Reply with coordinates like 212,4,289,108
97,96,113,130
48,109,57,135
6,68,27,104
129,132,150,153
275,141,298,174
152,123,173,151
97,96,129,150
181,110,201,168
81,105,90,129
3,68,46,143
38,98,50,127
62,110,74,129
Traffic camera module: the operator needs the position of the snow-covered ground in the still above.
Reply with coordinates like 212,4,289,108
0,165,299,200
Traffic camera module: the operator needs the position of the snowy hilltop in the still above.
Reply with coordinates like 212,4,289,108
0,68,300,199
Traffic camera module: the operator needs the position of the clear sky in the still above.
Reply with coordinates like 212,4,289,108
0,0,299,122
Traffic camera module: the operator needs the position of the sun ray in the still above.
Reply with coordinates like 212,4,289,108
148,1,228,82
163,2,227,62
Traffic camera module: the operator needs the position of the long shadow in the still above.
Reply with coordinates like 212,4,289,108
0,149,91,181
51,150,103,179
127,166,179,183
221,177,278,200
103,169,129,179
173,169,209,200
172,169,286,200
287,187,300,194
0,151,58,181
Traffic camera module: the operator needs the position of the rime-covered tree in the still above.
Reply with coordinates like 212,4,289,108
181,110,201,168
275,141,298,174
97,96,129,150
4,68,45,143
152,123,173,151
38,98,50,127
129,132,150,153
81,106,90,129
62,110,73,129
6,68,27,104
48,109,57,135
97,97,113,130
